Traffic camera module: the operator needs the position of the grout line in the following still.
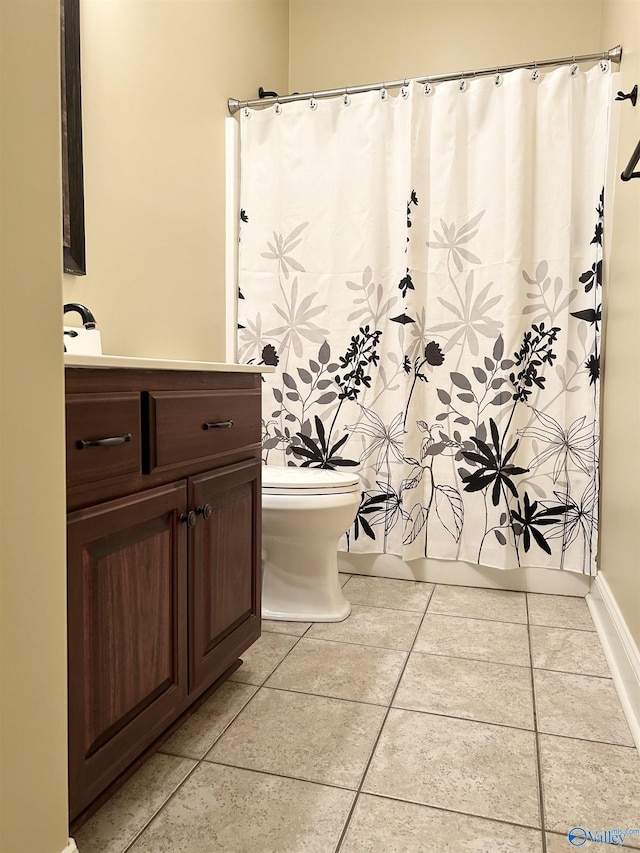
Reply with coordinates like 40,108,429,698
334,601,429,613
329,601,431,617
113,582,606,851
530,665,613,680
123,633,312,852
177,759,550,837
199,757,360,792
335,599,430,851
265,632,417,651
250,682,397,710
121,758,202,853
534,730,639,751
424,609,596,632
406,648,532,668
343,789,546,833
525,593,548,853
527,622,597,633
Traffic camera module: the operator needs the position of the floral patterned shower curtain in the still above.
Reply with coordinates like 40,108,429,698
237,63,614,574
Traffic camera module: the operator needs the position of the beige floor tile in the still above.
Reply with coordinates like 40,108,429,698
540,734,640,847
414,614,530,666
341,794,543,853
129,763,354,853
546,831,640,851
229,632,299,685
527,593,594,631
74,753,196,853
339,572,351,586
534,669,634,746
160,682,258,759
393,651,534,729
306,604,423,650
265,637,406,705
262,619,312,636
428,585,527,624
545,834,575,853
206,687,386,788
363,709,540,827
342,575,434,611
530,626,610,677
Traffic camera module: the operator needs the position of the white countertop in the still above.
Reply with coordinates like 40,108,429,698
64,354,275,373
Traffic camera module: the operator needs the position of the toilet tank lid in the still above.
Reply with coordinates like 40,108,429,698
262,465,360,494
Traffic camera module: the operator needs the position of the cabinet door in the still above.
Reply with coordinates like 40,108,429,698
67,482,188,820
189,459,261,695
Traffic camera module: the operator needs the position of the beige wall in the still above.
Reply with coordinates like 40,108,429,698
0,4,635,852
599,0,640,646
289,0,604,92
0,2,69,852
63,0,290,361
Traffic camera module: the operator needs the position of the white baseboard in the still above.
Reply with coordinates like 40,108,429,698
587,573,640,754
62,839,79,853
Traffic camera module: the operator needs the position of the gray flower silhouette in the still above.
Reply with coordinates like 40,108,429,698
237,312,270,361
268,278,329,357
427,210,485,272
261,222,309,279
429,272,503,356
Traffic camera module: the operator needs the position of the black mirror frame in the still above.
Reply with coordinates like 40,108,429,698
61,0,86,275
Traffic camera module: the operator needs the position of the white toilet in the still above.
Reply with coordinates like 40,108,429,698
261,465,360,622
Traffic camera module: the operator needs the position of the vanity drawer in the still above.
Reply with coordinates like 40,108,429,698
66,393,142,488
148,390,261,471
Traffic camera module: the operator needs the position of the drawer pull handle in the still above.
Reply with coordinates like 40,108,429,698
203,420,234,430
77,432,132,450
197,503,213,521
180,511,197,528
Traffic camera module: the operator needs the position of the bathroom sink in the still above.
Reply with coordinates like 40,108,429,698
63,325,103,355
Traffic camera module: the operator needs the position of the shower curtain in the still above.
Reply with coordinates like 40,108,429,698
237,62,614,575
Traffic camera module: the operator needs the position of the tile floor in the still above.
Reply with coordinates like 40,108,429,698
75,576,640,853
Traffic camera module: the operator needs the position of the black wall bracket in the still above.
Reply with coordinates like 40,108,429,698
615,85,638,107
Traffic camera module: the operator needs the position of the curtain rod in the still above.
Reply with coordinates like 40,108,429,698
228,45,622,115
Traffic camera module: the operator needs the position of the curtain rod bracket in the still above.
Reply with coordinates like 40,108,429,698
616,85,638,107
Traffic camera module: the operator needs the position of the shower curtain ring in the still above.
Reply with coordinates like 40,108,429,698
310,92,318,110
458,71,467,92
380,83,388,100
274,96,282,114
531,60,540,82
401,78,410,98
343,87,351,106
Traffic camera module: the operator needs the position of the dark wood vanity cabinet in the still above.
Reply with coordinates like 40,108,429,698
65,367,263,821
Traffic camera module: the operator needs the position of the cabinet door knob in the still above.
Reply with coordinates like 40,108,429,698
180,510,197,528
203,420,234,430
197,503,213,521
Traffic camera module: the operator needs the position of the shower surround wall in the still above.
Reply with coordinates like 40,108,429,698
237,64,613,593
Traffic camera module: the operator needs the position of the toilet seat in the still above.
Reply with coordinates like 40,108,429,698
262,465,360,496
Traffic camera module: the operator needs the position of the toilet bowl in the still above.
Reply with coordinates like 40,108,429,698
261,465,360,622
